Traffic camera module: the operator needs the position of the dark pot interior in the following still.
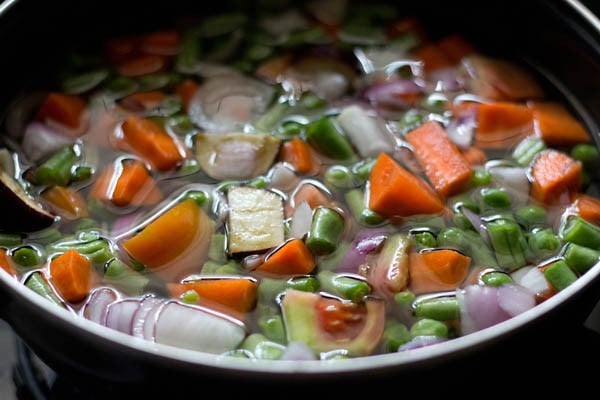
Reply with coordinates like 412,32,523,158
0,0,599,393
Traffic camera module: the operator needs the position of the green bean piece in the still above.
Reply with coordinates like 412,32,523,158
137,72,181,91
62,68,109,94
180,290,200,304
258,276,318,304
240,333,285,360
325,165,354,189
528,228,562,260
414,297,460,321
0,233,22,247
103,258,149,296
208,233,227,263
306,207,345,255
382,320,411,352
258,314,286,343
50,238,114,266
277,120,305,138
352,157,376,182
411,231,437,250
185,190,210,206
305,116,357,162
560,216,600,250
317,271,371,303
71,165,93,182
32,146,77,186
215,260,242,275
437,227,498,268
394,290,416,308
287,276,319,293
481,271,514,286
102,76,138,99
543,259,578,291
25,272,64,307
254,102,290,133
486,219,528,271
570,143,599,167
452,212,473,230
471,168,492,187
299,92,327,110
512,136,546,166
563,243,600,274
345,188,384,226
480,188,511,209
29,228,62,245
12,246,42,268
410,318,449,338
515,204,548,230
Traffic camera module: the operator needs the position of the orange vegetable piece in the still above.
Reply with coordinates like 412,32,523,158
175,79,199,112
167,278,258,314
42,186,89,219
122,199,202,269
286,182,331,217
0,248,16,276
120,90,167,111
529,102,590,146
569,194,600,226
405,121,473,198
49,249,94,303
368,152,444,218
279,137,319,175
412,43,454,72
257,239,317,276
460,146,488,166
475,102,534,149
408,249,471,294
120,116,185,171
530,149,582,204
117,55,165,77
140,30,180,56
437,33,477,64
255,54,293,82
89,159,163,207
36,92,87,130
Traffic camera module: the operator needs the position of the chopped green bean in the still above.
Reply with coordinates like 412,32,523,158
254,102,290,133
471,168,492,187
414,297,459,321
480,187,512,209
240,333,285,360
512,137,546,166
411,231,437,249
0,233,22,247
103,258,149,295
32,146,77,186
543,259,578,291
515,204,548,230
12,246,42,268
486,219,528,271
276,120,305,138
317,271,371,303
528,228,562,260
563,243,600,273
345,188,384,226
305,116,357,162
325,165,354,189
306,207,345,255
352,157,376,182
410,318,448,338
25,272,65,307
382,320,411,352
258,314,286,343
560,216,600,250
394,290,415,307
481,271,514,286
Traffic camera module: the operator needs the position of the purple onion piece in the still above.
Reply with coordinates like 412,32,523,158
397,336,446,352
336,228,388,273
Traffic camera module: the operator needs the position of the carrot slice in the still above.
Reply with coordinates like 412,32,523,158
405,121,473,198
279,137,319,175
569,194,600,226
117,55,166,77
175,79,199,112
120,116,185,171
408,249,471,294
0,248,16,276
412,43,453,72
49,249,93,302
368,152,444,218
89,159,163,207
530,149,582,204
36,92,87,130
42,186,89,219
285,182,331,217
529,102,590,146
460,146,488,166
167,278,258,314
257,239,317,276
475,101,534,149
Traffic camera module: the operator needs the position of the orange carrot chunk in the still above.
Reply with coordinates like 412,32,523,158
175,79,199,112
530,149,582,205
117,55,165,77
89,159,163,207
475,102,534,149
42,186,89,219
257,239,317,276
408,249,471,294
437,33,477,64
0,248,16,276
167,278,258,314
460,146,488,166
368,152,444,218
569,193,600,226
120,116,185,171
36,92,87,130
49,249,93,303
285,182,331,217
412,43,454,72
529,102,590,146
405,121,473,198
279,137,319,175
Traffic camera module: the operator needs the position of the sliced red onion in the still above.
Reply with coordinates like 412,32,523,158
337,228,388,273
280,341,318,361
511,266,550,296
497,283,536,317
290,200,313,239
457,284,510,335
21,122,74,162
131,296,163,339
154,301,246,354
488,165,530,207
445,111,476,149
143,300,168,341
336,105,395,158
104,299,142,334
397,336,446,352
461,206,490,245
83,287,118,325
361,79,423,110
268,162,300,192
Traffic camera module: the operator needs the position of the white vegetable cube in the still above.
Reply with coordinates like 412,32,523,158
227,186,285,253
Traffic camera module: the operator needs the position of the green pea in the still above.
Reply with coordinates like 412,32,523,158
412,231,437,249
12,246,42,268
471,168,492,186
410,318,449,338
394,290,415,308
515,204,548,230
325,165,353,189
571,143,599,166
184,190,210,206
481,271,514,286
480,187,511,209
180,290,200,304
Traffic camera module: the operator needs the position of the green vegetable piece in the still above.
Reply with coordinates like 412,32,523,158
352,157,376,182
137,72,181,91
480,188,511,209
240,333,285,360
560,216,600,250
254,102,290,133
208,233,227,263
32,146,77,186
437,227,499,268
62,68,109,94
563,243,600,274
515,205,548,230
305,116,357,162
410,318,448,338
528,228,562,260
570,143,599,167
486,219,528,271
71,165,93,182
258,276,318,304
12,246,42,268
180,290,200,304
0,233,23,247
184,190,211,207
25,272,64,307
306,207,345,256
276,120,305,138
103,258,149,296
317,270,371,303
411,231,437,249
175,27,202,72
382,320,411,352
258,314,286,343
543,259,578,291
414,297,459,321
512,137,546,166
394,290,415,308
398,110,424,134
288,276,319,293
471,168,492,187
481,271,513,286
345,188,384,226
325,165,354,189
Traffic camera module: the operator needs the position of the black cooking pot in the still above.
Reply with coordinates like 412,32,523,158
0,0,599,394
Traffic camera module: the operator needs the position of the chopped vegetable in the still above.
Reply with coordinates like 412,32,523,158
0,248,16,276
36,92,87,130
530,149,582,204
256,239,316,275
278,137,319,175
530,101,590,146
41,185,88,219
49,249,94,303
408,249,471,294
305,206,345,256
